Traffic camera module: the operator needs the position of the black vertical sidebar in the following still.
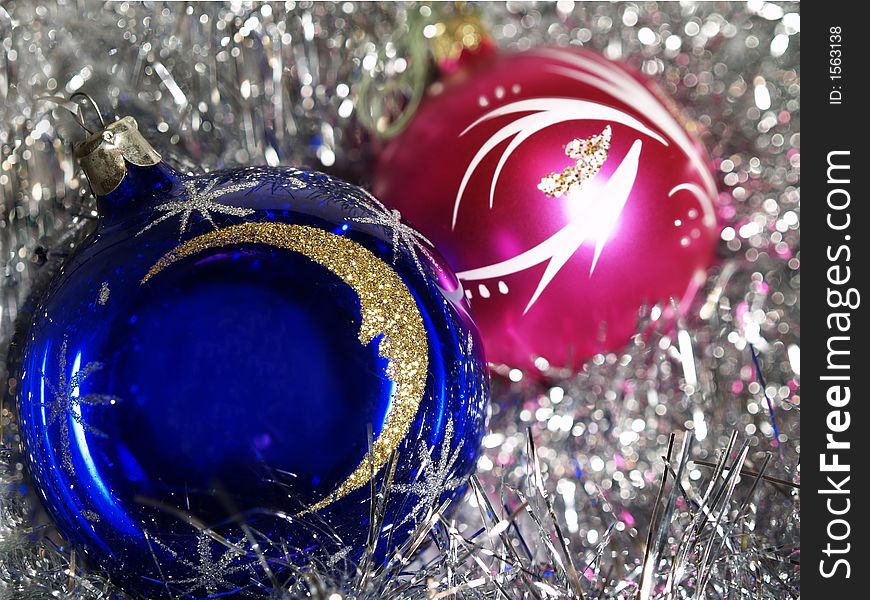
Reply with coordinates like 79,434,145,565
802,4,866,597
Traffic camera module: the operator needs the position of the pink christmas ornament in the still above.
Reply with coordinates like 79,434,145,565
373,47,719,373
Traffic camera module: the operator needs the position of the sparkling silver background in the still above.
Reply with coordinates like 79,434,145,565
0,2,799,597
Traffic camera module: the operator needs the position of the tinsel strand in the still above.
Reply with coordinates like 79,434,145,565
1,2,799,597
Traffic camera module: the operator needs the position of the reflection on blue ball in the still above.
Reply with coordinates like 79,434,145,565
17,161,488,597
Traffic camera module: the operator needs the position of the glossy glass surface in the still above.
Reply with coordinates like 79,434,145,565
374,47,719,372
17,162,488,597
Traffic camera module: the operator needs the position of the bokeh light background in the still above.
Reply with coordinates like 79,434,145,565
1,2,799,597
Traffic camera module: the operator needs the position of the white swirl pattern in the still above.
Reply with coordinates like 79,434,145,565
538,48,717,226
459,140,642,314
452,98,666,229
453,49,717,312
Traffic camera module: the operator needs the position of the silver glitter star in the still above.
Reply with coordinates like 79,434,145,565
285,175,307,189
326,545,351,567
352,193,435,276
97,281,110,306
40,336,121,475
464,329,474,357
393,418,468,527
156,532,258,597
137,178,259,237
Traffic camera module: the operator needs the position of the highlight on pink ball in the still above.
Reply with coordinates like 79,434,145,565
374,47,719,374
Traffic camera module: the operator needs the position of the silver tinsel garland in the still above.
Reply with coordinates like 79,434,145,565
0,1,799,598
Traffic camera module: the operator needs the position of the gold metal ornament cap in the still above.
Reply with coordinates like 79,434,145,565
73,116,162,196
430,12,486,65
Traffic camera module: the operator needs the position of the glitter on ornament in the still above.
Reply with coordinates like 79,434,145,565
538,125,612,198
97,281,110,306
141,221,431,512
136,178,258,237
39,336,122,476
349,194,436,277
392,417,468,527
147,531,259,598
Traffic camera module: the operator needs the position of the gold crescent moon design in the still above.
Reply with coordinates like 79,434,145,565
141,221,429,512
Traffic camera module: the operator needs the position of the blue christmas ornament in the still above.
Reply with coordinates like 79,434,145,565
16,114,488,597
